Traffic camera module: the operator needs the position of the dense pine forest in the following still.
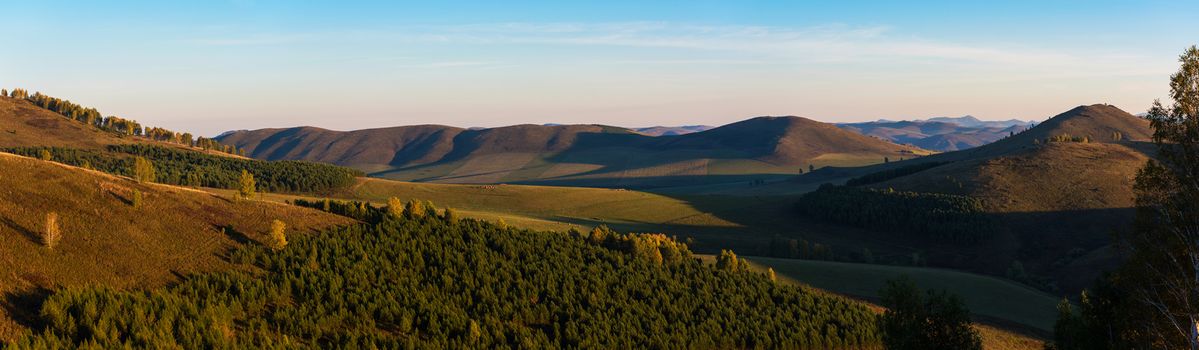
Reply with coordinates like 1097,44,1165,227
6,200,880,349
795,184,993,243
3,145,361,193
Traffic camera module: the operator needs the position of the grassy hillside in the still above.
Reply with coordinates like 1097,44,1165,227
723,256,1047,349
732,256,1060,332
219,116,929,189
0,96,132,149
7,195,884,348
776,104,1155,293
0,153,353,342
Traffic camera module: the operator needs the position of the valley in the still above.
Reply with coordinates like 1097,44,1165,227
0,91,1156,348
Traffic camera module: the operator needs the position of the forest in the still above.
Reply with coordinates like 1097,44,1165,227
2,145,362,193
845,162,950,187
7,199,881,349
794,184,994,243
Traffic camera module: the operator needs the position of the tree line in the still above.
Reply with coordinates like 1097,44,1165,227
845,161,951,186
8,199,881,349
2,88,243,155
3,144,362,193
794,184,994,244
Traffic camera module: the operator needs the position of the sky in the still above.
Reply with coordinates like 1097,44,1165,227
1,0,1196,136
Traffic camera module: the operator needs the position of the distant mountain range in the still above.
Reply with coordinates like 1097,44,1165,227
216,117,927,189
632,125,715,136
838,116,1037,151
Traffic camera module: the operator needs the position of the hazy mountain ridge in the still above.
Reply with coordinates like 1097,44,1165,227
633,125,715,136
838,115,1037,151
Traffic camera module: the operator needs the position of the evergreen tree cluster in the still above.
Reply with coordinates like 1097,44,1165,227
794,184,994,243
878,277,982,350
845,162,951,186
8,201,881,349
767,236,837,261
3,145,362,193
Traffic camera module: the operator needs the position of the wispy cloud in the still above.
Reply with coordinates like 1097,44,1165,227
188,21,1158,74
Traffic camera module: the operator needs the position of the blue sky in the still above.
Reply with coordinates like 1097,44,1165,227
1,1,1196,136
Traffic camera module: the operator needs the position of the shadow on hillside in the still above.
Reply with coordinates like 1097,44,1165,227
512,174,796,190
0,217,40,245
1,287,51,331
106,189,134,206
600,187,1134,294
216,224,253,245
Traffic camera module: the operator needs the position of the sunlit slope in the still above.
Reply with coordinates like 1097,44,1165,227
0,153,353,341
0,96,131,149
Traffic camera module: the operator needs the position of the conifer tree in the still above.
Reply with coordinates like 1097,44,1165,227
879,276,982,350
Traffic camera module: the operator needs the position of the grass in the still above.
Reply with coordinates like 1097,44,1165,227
209,175,1063,339
0,149,1053,346
0,152,352,342
696,255,1048,350
732,256,1061,332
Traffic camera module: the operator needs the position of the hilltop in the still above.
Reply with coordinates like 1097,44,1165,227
822,104,1154,291
218,116,928,189
0,152,353,341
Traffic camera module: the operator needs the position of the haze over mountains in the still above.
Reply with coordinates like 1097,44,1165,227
633,125,715,136
838,115,1037,152
217,116,927,189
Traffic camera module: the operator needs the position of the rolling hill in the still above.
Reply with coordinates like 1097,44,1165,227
0,152,353,342
813,104,1154,291
0,96,133,149
217,116,929,189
